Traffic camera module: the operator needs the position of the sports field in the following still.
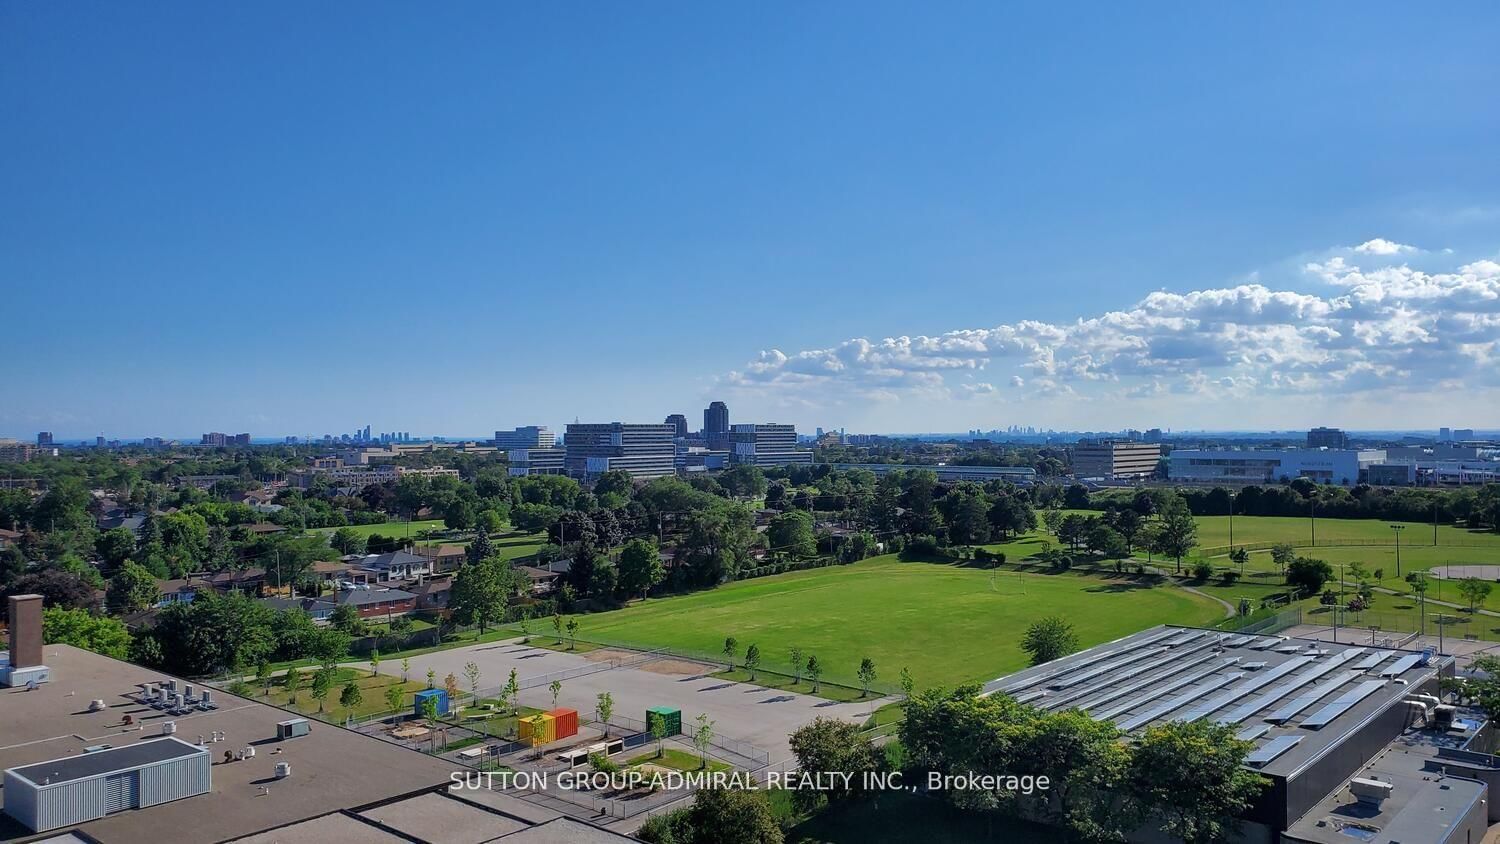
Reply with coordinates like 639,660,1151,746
563,555,1223,690
312,519,448,539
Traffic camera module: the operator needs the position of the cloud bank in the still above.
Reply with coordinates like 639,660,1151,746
721,242,1500,408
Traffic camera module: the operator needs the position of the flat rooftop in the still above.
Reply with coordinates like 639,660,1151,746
8,736,203,786
0,644,628,843
985,625,1447,779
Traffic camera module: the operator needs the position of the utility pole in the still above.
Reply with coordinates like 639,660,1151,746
1228,490,1235,551
1309,498,1316,548
1390,524,1405,578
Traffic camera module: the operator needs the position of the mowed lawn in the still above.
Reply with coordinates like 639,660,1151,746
1184,514,1500,552
566,555,1223,690
312,519,448,539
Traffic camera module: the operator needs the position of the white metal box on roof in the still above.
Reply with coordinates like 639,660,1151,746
2,736,210,833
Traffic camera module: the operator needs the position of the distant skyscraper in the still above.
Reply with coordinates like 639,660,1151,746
1440,427,1453,442
665,414,688,438
95,436,105,448
1307,427,1349,449
494,426,555,450
1454,428,1476,441
36,432,53,446
704,401,730,450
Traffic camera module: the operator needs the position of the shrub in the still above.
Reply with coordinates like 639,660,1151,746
1191,561,1213,581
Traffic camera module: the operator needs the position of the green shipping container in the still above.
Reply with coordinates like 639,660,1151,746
646,706,682,737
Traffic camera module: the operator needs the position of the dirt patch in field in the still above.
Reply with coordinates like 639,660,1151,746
637,658,715,677
582,648,641,664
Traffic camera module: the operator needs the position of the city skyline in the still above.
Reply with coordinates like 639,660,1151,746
5,3,1500,436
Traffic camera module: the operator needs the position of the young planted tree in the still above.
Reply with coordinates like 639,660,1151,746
1021,616,1079,666
650,711,668,758
369,649,381,679
401,657,411,683
426,667,437,689
857,658,877,698
790,646,804,685
445,673,460,702
311,669,332,712
595,691,614,737
900,667,915,701
255,660,272,697
527,712,548,759
566,618,579,651
384,682,404,714
464,661,481,702
284,666,302,704
552,613,564,644
691,713,716,770
1270,543,1297,575
340,682,363,720
550,678,563,710
722,636,739,670
806,655,823,694
1460,577,1494,613
743,643,761,681
503,668,520,715
1229,547,1250,575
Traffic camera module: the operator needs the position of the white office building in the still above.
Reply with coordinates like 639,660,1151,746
1168,448,1386,486
729,424,813,468
493,426,555,451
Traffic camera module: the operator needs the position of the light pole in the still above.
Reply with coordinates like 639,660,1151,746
1309,498,1316,548
1228,490,1235,552
1390,524,1405,578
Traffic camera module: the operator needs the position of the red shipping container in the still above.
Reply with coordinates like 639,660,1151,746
549,707,579,739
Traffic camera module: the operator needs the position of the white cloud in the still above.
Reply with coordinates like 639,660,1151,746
720,246,1500,407
1354,238,1418,255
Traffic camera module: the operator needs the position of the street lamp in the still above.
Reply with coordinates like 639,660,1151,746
1390,524,1406,577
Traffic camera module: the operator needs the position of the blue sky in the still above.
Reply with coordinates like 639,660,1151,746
4,2,1500,439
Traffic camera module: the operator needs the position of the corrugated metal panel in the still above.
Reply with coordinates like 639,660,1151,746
35,774,107,832
139,754,210,808
3,770,39,832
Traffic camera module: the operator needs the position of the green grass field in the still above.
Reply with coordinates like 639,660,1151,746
1183,514,1500,553
564,555,1222,689
313,519,448,539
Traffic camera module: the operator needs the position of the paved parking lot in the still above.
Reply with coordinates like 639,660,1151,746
372,637,890,765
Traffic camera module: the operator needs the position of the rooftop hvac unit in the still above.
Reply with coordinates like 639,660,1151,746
273,762,291,778
162,721,177,735
1435,705,1458,730
201,690,214,705
1350,777,1393,805
183,684,195,698
276,718,311,740
165,679,177,692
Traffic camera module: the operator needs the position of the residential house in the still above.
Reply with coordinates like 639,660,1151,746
409,577,453,614
333,587,417,621
261,595,336,624
0,527,19,551
416,543,467,573
355,550,434,583
516,565,561,595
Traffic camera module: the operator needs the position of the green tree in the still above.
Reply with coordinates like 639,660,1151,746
1151,499,1199,572
426,667,437,689
311,668,333,712
330,527,366,556
1270,543,1297,574
283,666,302,704
743,643,761,681
1128,720,1268,844
550,678,563,709
106,560,159,614
467,526,495,566
552,612,564,643
384,683,404,714
900,667,915,701
857,657,877,698
722,636,738,669
806,654,822,693
464,661,481,700
684,788,783,844
255,660,273,696
566,618,579,650
617,538,666,600
650,710,668,758
788,717,881,809
790,646,804,685
1229,547,1250,574
595,691,615,737
503,668,520,715
1459,577,1494,612
1286,556,1334,598
41,607,131,659
767,510,816,558
691,712,716,769
449,558,511,633
1021,616,1079,666
340,681,363,719
946,489,993,546
96,527,139,569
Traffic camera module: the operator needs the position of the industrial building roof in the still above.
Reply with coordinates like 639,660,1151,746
984,625,1447,779
7,736,204,786
0,644,630,844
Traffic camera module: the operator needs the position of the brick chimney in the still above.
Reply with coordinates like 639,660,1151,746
3,593,50,687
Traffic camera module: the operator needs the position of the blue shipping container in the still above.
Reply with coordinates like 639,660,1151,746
413,688,449,718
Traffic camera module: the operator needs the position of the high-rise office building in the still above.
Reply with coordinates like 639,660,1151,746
1455,428,1476,441
1307,427,1349,449
1073,440,1162,479
1440,427,1453,442
564,423,676,480
493,426,556,451
703,401,730,450
729,424,813,468
665,414,689,439
36,432,53,446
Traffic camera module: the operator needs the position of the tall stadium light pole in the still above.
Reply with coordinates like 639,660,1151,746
1433,501,1439,546
1228,490,1235,551
1309,498,1316,548
1391,524,1405,577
